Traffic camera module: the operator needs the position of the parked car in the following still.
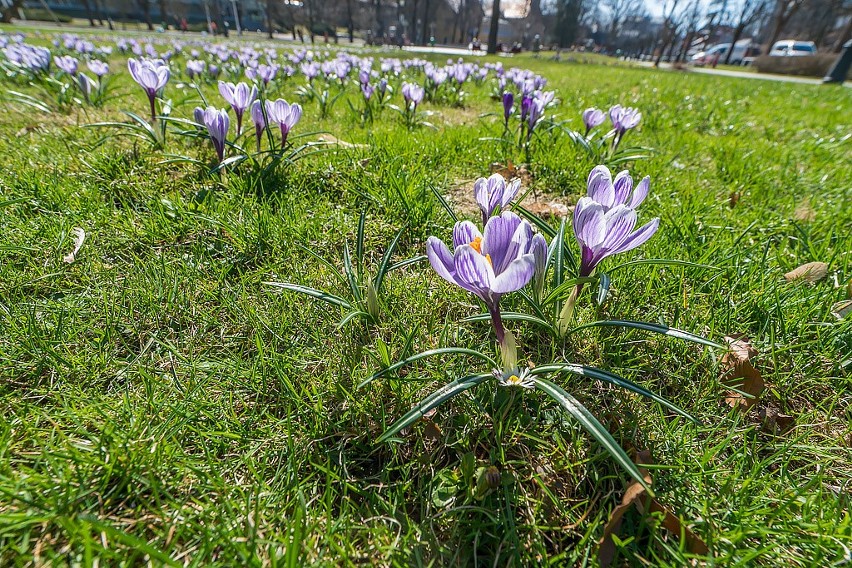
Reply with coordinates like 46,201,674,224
691,40,755,66
769,40,817,56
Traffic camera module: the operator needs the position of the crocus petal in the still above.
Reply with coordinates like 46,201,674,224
453,221,481,249
491,254,535,294
500,178,521,208
612,171,633,205
610,217,659,255
573,198,606,249
482,211,525,274
587,165,614,206
629,176,650,209
426,236,457,284
454,245,495,298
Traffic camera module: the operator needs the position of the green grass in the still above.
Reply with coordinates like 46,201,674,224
1,26,851,566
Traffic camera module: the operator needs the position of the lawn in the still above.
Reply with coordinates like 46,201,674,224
0,27,850,566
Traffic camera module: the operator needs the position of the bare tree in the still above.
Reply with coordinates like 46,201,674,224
157,0,169,26
766,0,808,49
724,0,768,62
487,0,501,53
654,0,683,66
603,0,644,44
136,0,153,30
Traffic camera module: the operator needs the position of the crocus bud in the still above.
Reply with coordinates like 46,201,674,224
366,280,380,321
502,92,514,124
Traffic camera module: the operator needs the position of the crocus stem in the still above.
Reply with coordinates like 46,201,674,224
149,95,156,123
488,303,506,347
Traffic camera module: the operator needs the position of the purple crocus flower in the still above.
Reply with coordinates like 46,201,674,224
609,104,641,135
573,167,659,277
361,83,374,101
186,59,205,79
87,59,109,78
520,95,532,124
401,82,424,110
609,104,641,151
377,78,388,99
127,58,170,122
250,100,266,151
195,106,230,163
427,211,536,345
474,173,521,226
54,55,78,75
582,107,605,136
502,92,514,126
265,99,302,146
77,73,95,103
585,165,650,212
218,81,257,135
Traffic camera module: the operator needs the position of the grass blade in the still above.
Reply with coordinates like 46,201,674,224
531,375,650,492
530,363,698,423
374,226,405,293
359,348,497,388
463,312,557,336
567,320,724,349
264,282,352,310
378,373,492,442
342,241,363,303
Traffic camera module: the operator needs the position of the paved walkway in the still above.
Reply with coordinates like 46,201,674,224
636,61,850,88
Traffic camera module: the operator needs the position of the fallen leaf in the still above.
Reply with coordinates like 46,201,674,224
831,300,852,320
729,191,740,208
793,199,816,222
784,261,828,284
720,335,764,411
422,419,442,441
63,227,86,264
599,450,708,567
759,405,795,435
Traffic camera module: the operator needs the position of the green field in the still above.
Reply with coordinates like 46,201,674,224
1,27,850,566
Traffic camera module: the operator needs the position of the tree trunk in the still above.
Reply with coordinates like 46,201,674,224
422,0,431,45
158,0,168,26
487,0,501,53
266,0,273,38
1,0,24,23
81,0,95,26
346,0,354,42
724,23,746,63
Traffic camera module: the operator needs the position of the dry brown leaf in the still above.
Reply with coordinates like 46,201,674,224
784,261,828,284
422,419,442,441
793,199,816,222
721,335,764,411
831,300,852,320
599,450,708,567
729,191,740,208
759,405,795,435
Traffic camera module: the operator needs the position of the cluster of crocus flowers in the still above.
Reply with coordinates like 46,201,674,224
574,165,658,277
128,57,170,122
218,81,257,135
427,173,547,374
53,55,78,75
194,106,230,163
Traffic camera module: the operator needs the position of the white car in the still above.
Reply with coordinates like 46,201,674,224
769,40,817,56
